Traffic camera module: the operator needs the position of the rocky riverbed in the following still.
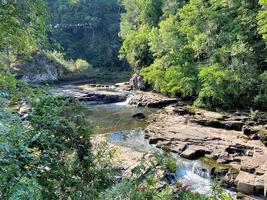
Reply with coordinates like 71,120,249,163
49,82,267,199
143,104,267,198
52,84,128,104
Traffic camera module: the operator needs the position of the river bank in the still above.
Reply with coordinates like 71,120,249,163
49,82,267,199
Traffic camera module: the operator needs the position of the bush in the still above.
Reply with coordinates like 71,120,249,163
195,64,232,109
45,51,92,74
0,82,116,199
254,72,267,109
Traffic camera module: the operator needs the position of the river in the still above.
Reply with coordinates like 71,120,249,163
82,88,218,196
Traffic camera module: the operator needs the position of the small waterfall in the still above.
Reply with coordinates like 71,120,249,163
115,95,133,106
192,162,211,179
108,129,236,197
175,160,212,195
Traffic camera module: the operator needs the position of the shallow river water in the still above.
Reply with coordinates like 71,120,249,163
72,85,238,198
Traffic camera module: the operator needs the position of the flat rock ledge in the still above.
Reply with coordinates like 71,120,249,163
52,85,127,104
144,104,267,198
129,91,178,108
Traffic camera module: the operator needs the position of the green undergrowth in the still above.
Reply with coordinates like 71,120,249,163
0,74,233,199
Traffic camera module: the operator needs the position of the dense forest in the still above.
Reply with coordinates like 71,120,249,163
0,0,267,199
120,0,267,109
46,0,126,69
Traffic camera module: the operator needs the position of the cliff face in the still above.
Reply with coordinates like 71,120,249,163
20,63,64,84
12,52,66,84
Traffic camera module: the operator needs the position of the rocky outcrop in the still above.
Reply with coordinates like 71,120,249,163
52,85,127,104
236,171,267,196
129,73,150,91
12,51,66,83
129,91,178,108
144,104,267,197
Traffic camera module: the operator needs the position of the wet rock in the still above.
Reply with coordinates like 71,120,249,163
224,121,244,131
259,129,267,147
173,106,195,116
132,113,146,120
217,152,234,164
163,172,176,184
243,126,259,136
221,170,238,189
191,119,225,129
180,147,211,160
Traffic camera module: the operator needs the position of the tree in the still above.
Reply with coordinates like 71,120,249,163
47,0,125,69
0,0,48,55
258,0,267,41
120,0,267,109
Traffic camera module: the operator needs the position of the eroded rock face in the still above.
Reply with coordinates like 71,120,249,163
129,91,178,108
12,51,65,84
145,104,267,197
129,73,150,91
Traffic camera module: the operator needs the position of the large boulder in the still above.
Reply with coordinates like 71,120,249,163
129,73,150,91
236,171,266,196
129,91,178,108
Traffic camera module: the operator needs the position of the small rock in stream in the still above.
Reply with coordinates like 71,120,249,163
133,113,146,120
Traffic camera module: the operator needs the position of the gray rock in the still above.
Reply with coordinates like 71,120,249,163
144,104,267,196
129,73,149,91
129,91,178,108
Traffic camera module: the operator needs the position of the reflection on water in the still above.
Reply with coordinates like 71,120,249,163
84,97,236,198
108,128,157,153
85,103,157,134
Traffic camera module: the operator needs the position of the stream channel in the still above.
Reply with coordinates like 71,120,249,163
54,82,236,198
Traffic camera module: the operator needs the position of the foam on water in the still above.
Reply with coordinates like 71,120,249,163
175,160,212,194
114,95,133,106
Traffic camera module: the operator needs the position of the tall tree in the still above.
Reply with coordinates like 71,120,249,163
47,0,125,69
120,0,267,109
0,0,48,55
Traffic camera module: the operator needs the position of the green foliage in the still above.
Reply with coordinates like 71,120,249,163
121,0,267,109
120,27,153,70
258,0,267,41
0,108,40,200
119,0,162,38
0,73,32,105
45,51,92,74
0,0,48,54
75,59,92,73
0,78,117,199
195,64,231,109
254,72,267,109
47,0,126,69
